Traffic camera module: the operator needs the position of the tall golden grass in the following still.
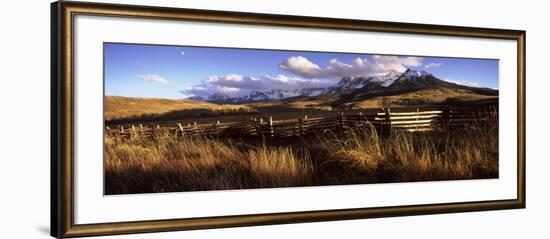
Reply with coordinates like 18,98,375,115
105,119,498,194
105,135,314,194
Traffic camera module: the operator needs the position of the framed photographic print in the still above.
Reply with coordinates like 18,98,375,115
51,1,526,238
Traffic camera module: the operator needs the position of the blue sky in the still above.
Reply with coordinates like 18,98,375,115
104,43,499,99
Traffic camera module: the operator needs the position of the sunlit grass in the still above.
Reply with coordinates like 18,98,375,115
105,96,251,121
105,116,498,194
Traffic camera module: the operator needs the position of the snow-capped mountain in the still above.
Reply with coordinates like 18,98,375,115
206,92,233,102
204,88,328,104
186,69,490,104
247,88,327,101
400,69,432,80
368,71,404,87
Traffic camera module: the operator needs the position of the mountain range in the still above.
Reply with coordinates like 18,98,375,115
188,69,497,104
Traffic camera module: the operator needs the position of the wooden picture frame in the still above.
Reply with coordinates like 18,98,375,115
51,1,525,238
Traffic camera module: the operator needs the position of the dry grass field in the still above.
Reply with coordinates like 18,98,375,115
105,96,251,121
105,119,498,194
104,95,499,194
105,92,497,127
244,89,497,113
349,88,499,109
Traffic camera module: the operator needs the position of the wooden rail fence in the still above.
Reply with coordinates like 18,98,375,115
106,105,497,140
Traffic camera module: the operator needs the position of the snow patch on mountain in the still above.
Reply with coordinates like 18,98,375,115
401,69,432,80
329,70,402,93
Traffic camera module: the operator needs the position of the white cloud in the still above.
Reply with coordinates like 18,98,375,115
138,74,168,84
371,55,423,68
278,56,322,78
280,55,423,79
443,79,480,87
205,74,334,91
424,63,443,69
181,73,336,98
182,84,250,98
181,55,428,99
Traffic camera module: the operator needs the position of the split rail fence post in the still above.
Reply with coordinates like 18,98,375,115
258,117,265,138
416,108,419,131
292,119,298,136
337,112,343,131
105,126,110,138
251,118,257,136
268,116,274,137
342,112,346,130
298,118,303,136
302,115,308,135
384,108,392,137
130,125,135,139
119,126,124,141
441,107,449,130
177,123,184,138
448,107,453,130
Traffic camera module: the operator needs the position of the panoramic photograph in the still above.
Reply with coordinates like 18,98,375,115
103,43,499,195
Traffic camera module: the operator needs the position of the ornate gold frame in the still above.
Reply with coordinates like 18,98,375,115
51,1,526,237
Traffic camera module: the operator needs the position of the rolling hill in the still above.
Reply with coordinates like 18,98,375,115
330,69,498,108
104,96,250,120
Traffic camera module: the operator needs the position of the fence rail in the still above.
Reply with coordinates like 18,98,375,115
106,105,497,140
